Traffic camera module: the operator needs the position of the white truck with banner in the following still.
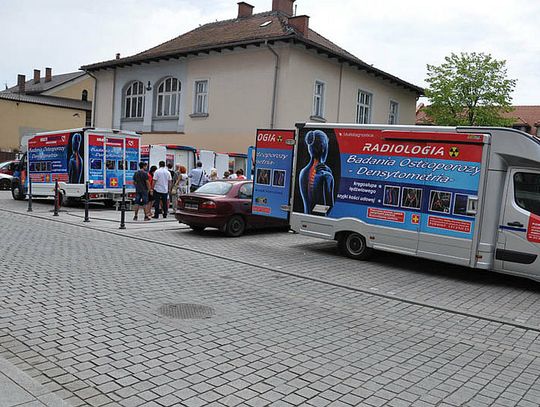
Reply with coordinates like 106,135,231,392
251,124,540,281
12,128,141,205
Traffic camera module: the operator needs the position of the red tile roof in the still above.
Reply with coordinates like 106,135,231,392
81,10,423,94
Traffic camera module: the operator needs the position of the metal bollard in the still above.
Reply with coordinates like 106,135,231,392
119,185,126,229
53,179,59,216
27,176,33,212
84,181,90,222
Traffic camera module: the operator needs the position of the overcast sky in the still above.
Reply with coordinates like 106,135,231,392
1,0,539,105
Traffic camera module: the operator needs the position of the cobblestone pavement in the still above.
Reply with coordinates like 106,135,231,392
2,192,540,406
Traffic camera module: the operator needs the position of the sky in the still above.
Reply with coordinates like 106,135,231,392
1,0,540,105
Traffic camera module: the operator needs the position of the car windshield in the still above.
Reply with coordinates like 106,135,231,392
195,181,233,195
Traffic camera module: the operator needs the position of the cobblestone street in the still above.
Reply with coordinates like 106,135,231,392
2,192,540,406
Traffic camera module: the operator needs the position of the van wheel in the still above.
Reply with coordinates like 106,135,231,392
225,215,245,237
11,183,24,200
338,232,373,260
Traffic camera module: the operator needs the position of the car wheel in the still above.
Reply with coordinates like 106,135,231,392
11,183,24,200
225,215,246,237
190,225,206,232
0,179,10,190
338,232,373,260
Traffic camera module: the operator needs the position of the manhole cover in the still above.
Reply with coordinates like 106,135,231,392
158,303,215,320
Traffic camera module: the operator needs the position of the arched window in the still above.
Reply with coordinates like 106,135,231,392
156,77,181,117
81,89,88,101
124,81,145,119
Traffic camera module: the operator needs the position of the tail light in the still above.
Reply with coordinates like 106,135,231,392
201,200,217,210
127,192,136,199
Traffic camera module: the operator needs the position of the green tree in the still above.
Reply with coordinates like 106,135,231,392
424,52,516,126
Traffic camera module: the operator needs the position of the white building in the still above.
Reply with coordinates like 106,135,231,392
82,0,423,152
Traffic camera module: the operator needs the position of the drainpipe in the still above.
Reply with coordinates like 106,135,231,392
265,41,279,129
85,70,98,128
336,62,344,122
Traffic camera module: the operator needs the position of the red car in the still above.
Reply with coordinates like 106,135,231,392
175,180,288,236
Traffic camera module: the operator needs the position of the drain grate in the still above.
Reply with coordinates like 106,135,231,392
158,303,215,320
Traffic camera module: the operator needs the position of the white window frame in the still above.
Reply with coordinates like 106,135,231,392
124,81,145,119
356,90,373,124
312,80,326,118
193,80,209,115
156,77,181,118
388,100,399,125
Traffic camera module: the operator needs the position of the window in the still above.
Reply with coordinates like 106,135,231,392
81,89,88,101
312,81,325,118
356,90,372,124
124,81,145,119
156,77,181,117
194,80,208,114
514,172,540,216
85,111,91,127
239,183,253,199
388,101,399,124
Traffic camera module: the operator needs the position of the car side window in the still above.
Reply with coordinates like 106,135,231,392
514,172,540,216
238,183,253,199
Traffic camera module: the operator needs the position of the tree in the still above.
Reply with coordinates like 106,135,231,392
424,52,516,126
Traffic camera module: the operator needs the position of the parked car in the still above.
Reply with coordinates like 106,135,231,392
0,160,19,176
0,173,13,190
175,180,288,236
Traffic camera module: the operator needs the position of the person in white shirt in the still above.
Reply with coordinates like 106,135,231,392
152,161,172,219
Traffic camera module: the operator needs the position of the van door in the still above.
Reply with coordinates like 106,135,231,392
497,169,540,276
104,138,124,189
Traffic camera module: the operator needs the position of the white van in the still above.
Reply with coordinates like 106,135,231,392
260,124,540,280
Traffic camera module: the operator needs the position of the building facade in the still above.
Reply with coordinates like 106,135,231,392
84,0,422,153
0,69,94,152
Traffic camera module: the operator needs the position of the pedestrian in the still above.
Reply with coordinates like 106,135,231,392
236,169,246,179
166,162,176,211
188,161,207,192
228,171,237,179
171,164,188,213
153,161,172,219
223,171,230,179
146,165,157,218
133,162,151,221
209,168,219,181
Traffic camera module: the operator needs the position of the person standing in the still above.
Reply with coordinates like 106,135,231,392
133,162,151,221
171,164,187,214
188,161,207,192
152,161,172,219
146,166,157,218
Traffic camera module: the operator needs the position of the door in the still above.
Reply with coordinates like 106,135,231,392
239,182,264,228
214,153,229,178
104,138,124,189
149,145,166,169
497,169,540,276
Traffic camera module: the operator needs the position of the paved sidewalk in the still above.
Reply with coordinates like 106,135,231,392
0,355,68,407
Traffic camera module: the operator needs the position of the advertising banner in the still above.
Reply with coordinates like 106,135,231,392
105,138,124,189
28,132,84,184
293,128,484,239
125,138,139,188
252,129,295,220
88,134,105,189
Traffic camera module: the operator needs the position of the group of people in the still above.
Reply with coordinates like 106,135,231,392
132,160,246,221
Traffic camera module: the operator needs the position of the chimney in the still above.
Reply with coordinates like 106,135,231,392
116,53,121,59
237,2,254,18
288,15,309,36
17,74,26,93
33,69,41,84
45,67,52,82
272,0,295,16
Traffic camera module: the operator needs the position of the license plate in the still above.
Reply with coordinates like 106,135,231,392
185,202,198,211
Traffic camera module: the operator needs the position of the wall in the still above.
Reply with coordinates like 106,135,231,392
93,70,115,128
0,99,87,150
45,76,95,102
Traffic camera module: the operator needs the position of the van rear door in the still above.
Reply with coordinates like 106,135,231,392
497,169,540,276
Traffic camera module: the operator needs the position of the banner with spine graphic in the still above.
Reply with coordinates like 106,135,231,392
293,128,484,239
